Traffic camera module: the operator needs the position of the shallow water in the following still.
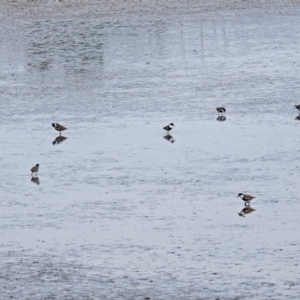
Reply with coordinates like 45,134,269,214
1,4,300,299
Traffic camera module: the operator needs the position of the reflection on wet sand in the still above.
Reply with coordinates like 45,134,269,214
216,116,226,122
295,115,300,121
53,136,68,145
238,206,256,217
31,176,40,185
164,134,175,143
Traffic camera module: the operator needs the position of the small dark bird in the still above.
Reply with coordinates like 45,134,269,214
163,123,175,132
295,105,300,114
238,206,256,217
52,123,67,135
216,107,226,115
237,193,256,206
31,164,39,175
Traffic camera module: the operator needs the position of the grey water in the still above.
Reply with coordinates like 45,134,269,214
1,5,300,299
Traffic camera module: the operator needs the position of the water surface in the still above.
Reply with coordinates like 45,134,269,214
1,5,300,299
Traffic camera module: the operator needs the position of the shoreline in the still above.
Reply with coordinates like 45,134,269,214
1,0,299,21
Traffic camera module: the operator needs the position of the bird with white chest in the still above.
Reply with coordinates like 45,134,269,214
237,193,256,206
163,123,175,133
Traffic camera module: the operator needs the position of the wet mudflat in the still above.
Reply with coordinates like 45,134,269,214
1,2,300,299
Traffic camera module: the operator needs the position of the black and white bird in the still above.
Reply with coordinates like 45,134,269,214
237,193,256,206
52,123,67,135
163,123,175,132
216,107,226,115
31,164,39,175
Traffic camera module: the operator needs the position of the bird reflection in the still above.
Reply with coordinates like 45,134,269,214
216,116,226,122
164,134,175,143
53,136,68,145
31,176,40,185
238,206,256,217
295,115,300,121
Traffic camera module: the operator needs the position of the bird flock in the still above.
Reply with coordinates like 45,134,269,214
30,123,68,185
30,105,300,215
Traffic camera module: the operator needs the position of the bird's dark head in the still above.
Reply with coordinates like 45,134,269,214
237,193,244,198
36,164,39,167
52,123,56,128
170,123,175,126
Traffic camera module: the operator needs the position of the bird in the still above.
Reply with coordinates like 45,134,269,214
163,123,175,132
216,107,226,115
295,105,300,114
31,164,39,175
237,193,256,206
52,123,67,135
238,206,256,217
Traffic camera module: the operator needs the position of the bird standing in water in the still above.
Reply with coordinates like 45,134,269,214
52,123,67,135
216,107,226,115
237,193,256,206
31,164,39,175
163,123,175,132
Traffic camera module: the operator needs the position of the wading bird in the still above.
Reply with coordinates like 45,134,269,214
216,107,226,115
237,193,256,206
52,123,67,135
163,123,175,132
31,164,39,175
